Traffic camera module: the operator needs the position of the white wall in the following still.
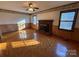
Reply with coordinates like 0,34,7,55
0,12,30,24
37,11,60,26
37,10,79,28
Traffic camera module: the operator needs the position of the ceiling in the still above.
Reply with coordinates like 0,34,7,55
0,1,77,14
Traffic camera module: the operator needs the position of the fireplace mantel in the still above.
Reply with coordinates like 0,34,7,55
38,20,53,35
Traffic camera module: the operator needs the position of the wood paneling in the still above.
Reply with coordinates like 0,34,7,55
0,23,31,34
53,25,79,41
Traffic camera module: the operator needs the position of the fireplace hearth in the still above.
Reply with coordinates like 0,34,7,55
38,20,53,35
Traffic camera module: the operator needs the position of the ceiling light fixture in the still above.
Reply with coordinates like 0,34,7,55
26,2,39,12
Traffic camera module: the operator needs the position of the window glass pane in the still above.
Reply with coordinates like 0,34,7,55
32,16,37,24
61,12,75,21
59,22,73,30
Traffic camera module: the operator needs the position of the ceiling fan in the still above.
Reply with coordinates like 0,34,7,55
25,2,39,12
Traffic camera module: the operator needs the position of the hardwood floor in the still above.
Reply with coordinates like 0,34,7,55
0,29,79,57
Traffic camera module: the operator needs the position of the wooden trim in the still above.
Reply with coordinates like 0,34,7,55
0,8,30,15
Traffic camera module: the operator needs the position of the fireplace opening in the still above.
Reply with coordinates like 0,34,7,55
40,24,49,32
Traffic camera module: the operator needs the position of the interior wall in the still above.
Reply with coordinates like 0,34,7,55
37,11,60,26
37,10,79,28
33,2,79,41
0,12,30,24
0,12,30,34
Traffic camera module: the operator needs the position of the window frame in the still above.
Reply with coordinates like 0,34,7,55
58,9,78,31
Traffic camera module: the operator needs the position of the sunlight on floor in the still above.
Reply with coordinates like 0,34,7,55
0,43,7,50
11,40,40,48
11,41,25,48
0,40,40,50
24,40,40,46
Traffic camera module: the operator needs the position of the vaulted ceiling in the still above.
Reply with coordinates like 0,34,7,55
0,1,77,14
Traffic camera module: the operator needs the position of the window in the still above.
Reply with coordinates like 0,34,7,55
32,15,38,25
59,9,78,31
17,19,26,30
